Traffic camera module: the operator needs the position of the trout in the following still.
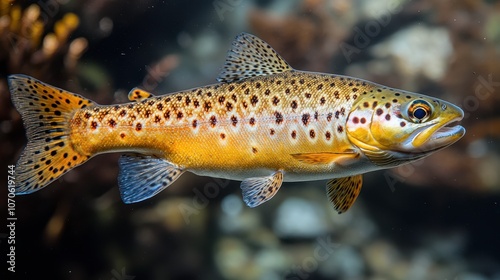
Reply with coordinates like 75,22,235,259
9,33,465,213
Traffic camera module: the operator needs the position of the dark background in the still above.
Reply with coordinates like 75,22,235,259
1,0,499,279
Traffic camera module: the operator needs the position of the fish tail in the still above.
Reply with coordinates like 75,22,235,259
9,74,95,194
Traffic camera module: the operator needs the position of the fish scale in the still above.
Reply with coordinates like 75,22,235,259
9,33,465,213
70,71,366,176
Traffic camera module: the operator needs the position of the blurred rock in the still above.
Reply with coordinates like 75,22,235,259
273,197,330,238
371,24,453,84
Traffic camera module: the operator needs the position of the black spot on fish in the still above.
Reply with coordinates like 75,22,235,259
204,101,212,112
226,102,233,111
275,112,283,124
108,119,117,128
210,116,217,127
231,116,238,126
272,96,280,106
302,113,310,125
325,131,331,140
251,95,259,106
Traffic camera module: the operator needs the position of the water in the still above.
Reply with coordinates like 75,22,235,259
1,0,499,279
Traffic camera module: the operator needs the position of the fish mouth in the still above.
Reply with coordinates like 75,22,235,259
411,117,465,152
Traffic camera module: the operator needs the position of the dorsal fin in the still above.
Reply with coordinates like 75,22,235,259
217,33,293,83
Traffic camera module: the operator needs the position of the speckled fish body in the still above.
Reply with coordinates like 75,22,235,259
9,33,465,213
70,71,375,181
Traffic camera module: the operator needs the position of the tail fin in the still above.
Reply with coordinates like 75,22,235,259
9,75,95,195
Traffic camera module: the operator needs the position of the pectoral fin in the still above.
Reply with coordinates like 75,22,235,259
118,154,184,203
326,175,363,214
128,88,153,102
291,151,360,165
241,171,283,207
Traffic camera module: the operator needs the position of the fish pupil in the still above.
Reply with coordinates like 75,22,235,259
413,108,427,119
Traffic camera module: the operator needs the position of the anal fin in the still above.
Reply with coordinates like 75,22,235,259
118,154,183,203
326,175,363,214
128,88,154,102
241,171,283,207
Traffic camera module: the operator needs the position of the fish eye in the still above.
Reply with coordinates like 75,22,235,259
408,100,432,123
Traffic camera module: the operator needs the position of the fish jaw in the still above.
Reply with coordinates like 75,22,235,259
400,100,465,152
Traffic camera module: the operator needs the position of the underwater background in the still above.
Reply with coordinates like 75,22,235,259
1,0,500,279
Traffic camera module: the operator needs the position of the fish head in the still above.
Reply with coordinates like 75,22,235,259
346,89,465,166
